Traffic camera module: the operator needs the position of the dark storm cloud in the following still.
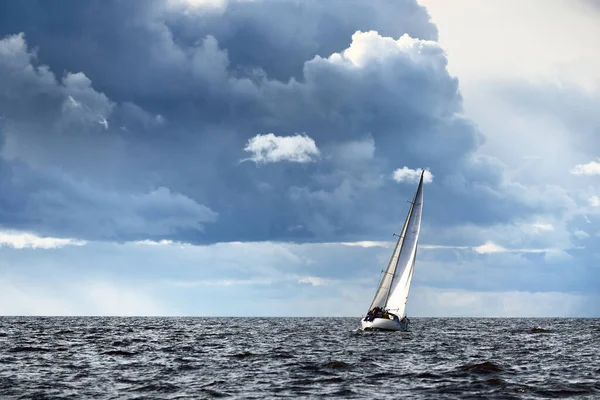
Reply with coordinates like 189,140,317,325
0,0,564,243
0,33,217,240
164,0,438,83
0,157,217,242
0,0,438,102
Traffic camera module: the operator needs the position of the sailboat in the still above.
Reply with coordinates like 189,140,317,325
361,169,425,331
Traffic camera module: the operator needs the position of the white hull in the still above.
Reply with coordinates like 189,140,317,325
361,317,408,332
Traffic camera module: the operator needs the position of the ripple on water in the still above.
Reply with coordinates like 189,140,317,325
0,317,599,399
103,350,137,357
458,361,504,375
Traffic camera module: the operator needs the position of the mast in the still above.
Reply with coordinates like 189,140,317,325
366,169,425,312
384,169,425,316
383,170,423,307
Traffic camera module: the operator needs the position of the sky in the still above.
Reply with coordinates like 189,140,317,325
0,0,599,317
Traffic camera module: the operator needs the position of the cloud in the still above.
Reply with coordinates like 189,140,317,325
167,278,274,287
0,22,471,244
472,241,555,254
572,230,590,240
392,167,434,184
530,222,554,232
330,137,376,167
132,239,178,246
0,278,170,316
0,1,583,248
211,239,561,257
242,133,320,164
409,286,599,317
167,274,333,288
415,0,600,276
0,162,218,241
419,244,469,250
419,0,600,93
338,241,391,248
0,0,598,317
571,160,600,175
590,196,600,207
0,230,86,249
0,1,438,98
0,237,596,316
297,276,329,286
83,282,170,316
472,241,507,254
167,0,228,12
0,32,219,242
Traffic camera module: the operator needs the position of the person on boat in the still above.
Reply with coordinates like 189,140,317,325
364,308,374,322
365,306,383,321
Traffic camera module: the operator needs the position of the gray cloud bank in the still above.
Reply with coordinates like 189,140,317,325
0,0,570,244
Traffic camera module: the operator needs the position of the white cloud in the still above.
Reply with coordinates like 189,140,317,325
572,230,590,239
570,160,600,176
66,95,81,108
132,239,177,246
0,279,78,316
0,238,594,317
0,278,168,316
83,282,168,316
98,117,108,130
166,278,273,287
409,286,598,317
421,244,469,250
472,241,553,254
166,0,228,12
127,238,559,256
184,0,227,7
516,221,557,235
472,241,506,254
0,230,86,249
242,133,320,164
336,31,441,70
338,241,391,248
589,196,600,207
419,0,600,93
297,276,329,286
531,222,554,232
415,0,600,217
168,274,333,288
392,167,433,184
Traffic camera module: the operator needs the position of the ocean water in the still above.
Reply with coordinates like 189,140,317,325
0,317,598,399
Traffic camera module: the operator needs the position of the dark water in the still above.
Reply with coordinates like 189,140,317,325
0,317,599,399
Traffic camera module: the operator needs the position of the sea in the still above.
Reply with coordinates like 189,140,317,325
0,317,598,399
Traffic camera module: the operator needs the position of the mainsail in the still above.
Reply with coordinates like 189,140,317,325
366,170,425,317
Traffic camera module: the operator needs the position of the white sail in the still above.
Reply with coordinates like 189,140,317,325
384,171,424,317
367,202,412,311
